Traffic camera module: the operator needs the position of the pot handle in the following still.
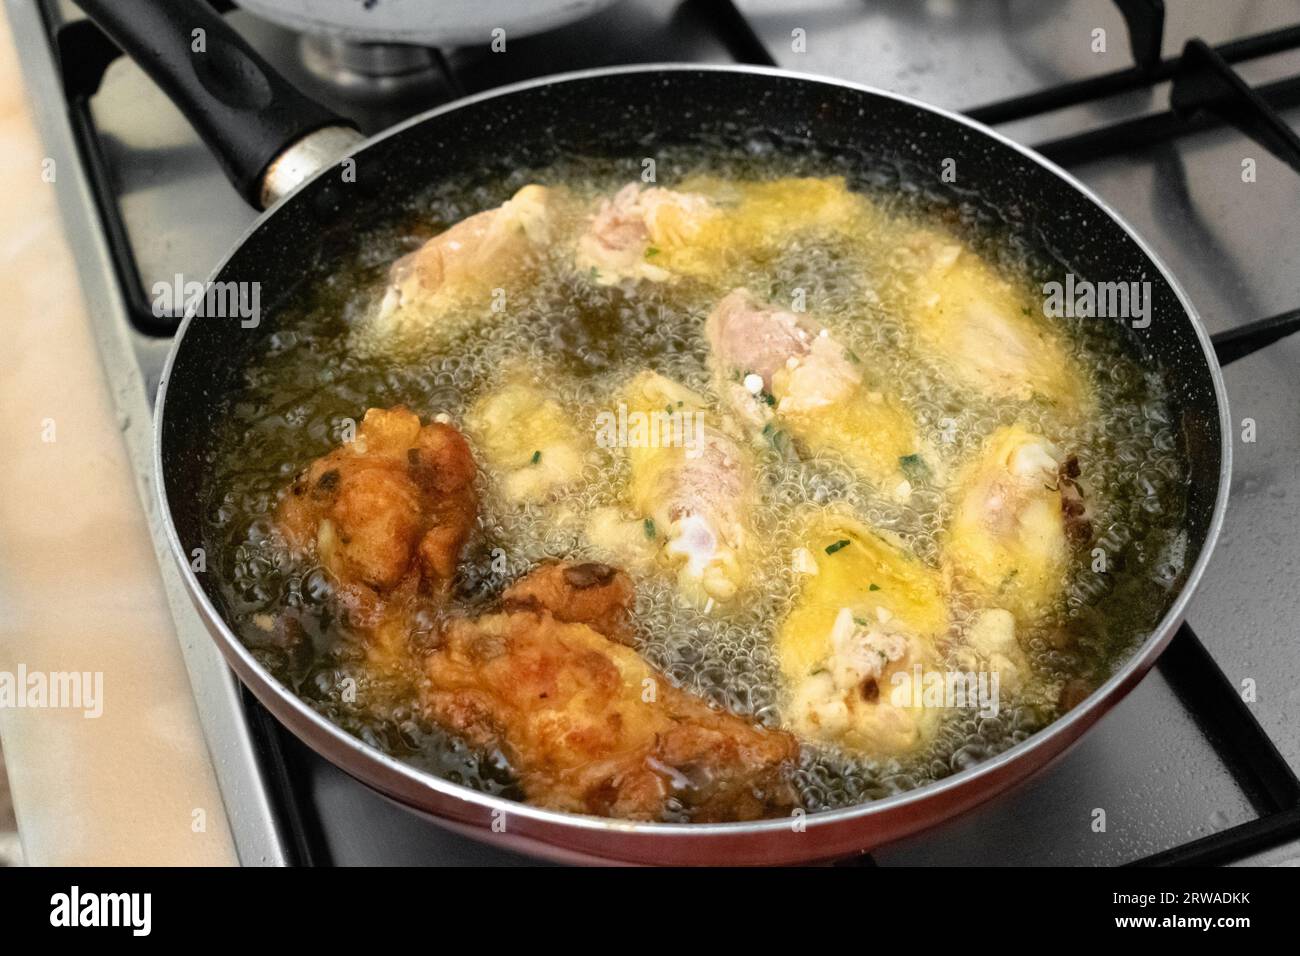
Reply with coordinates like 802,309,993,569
71,0,363,208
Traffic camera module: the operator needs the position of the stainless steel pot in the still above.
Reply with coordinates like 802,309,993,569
237,0,620,47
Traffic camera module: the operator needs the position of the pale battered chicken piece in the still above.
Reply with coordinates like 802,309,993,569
944,424,1092,625
575,183,717,285
899,230,1092,420
779,513,948,757
707,288,930,496
362,185,552,352
422,562,798,821
464,376,588,504
277,406,478,606
576,176,873,286
583,505,659,575
688,175,872,240
606,371,754,606
951,607,1031,696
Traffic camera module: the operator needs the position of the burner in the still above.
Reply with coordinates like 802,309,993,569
296,34,444,98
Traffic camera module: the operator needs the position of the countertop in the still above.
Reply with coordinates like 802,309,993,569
0,7,236,865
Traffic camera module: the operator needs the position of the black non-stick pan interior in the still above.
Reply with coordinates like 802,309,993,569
159,68,1224,630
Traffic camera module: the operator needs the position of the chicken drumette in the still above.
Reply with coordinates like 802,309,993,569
278,406,478,595
707,288,932,497
425,561,798,821
275,406,479,668
358,184,555,355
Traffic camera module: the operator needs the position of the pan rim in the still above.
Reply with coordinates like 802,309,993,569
153,62,1233,842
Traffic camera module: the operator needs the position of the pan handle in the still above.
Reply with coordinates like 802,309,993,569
71,0,363,209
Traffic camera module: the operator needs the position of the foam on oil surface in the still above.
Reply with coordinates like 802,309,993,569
203,147,1188,813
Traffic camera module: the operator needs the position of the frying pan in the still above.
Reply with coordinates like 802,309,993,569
76,0,1230,865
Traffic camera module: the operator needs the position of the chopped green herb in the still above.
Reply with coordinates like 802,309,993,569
825,539,851,555
760,390,776,407
868,583,881,592
645,246,660,258
898,453,929,481
530,450,542,465
853,617,869,627
643,518,656,540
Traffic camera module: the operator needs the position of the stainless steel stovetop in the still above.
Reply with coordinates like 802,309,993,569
11,0,1300,865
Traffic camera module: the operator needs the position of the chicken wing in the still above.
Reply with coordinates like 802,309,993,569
465,374,588,505
576,176,872,286
576,183,717,285
501,560,636,646
900,230,1092,419
602,371,753,606
360,184,554,353
422,562,798,821
779,513,948,757
707,288,930,496
943,424,1092,625
275,406,478,668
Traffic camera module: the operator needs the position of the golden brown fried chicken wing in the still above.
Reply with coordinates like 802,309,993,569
277,406,478,603
423,562,798,821
501,560,636,646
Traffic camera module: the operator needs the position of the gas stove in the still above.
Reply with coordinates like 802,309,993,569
11,0,1300,865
